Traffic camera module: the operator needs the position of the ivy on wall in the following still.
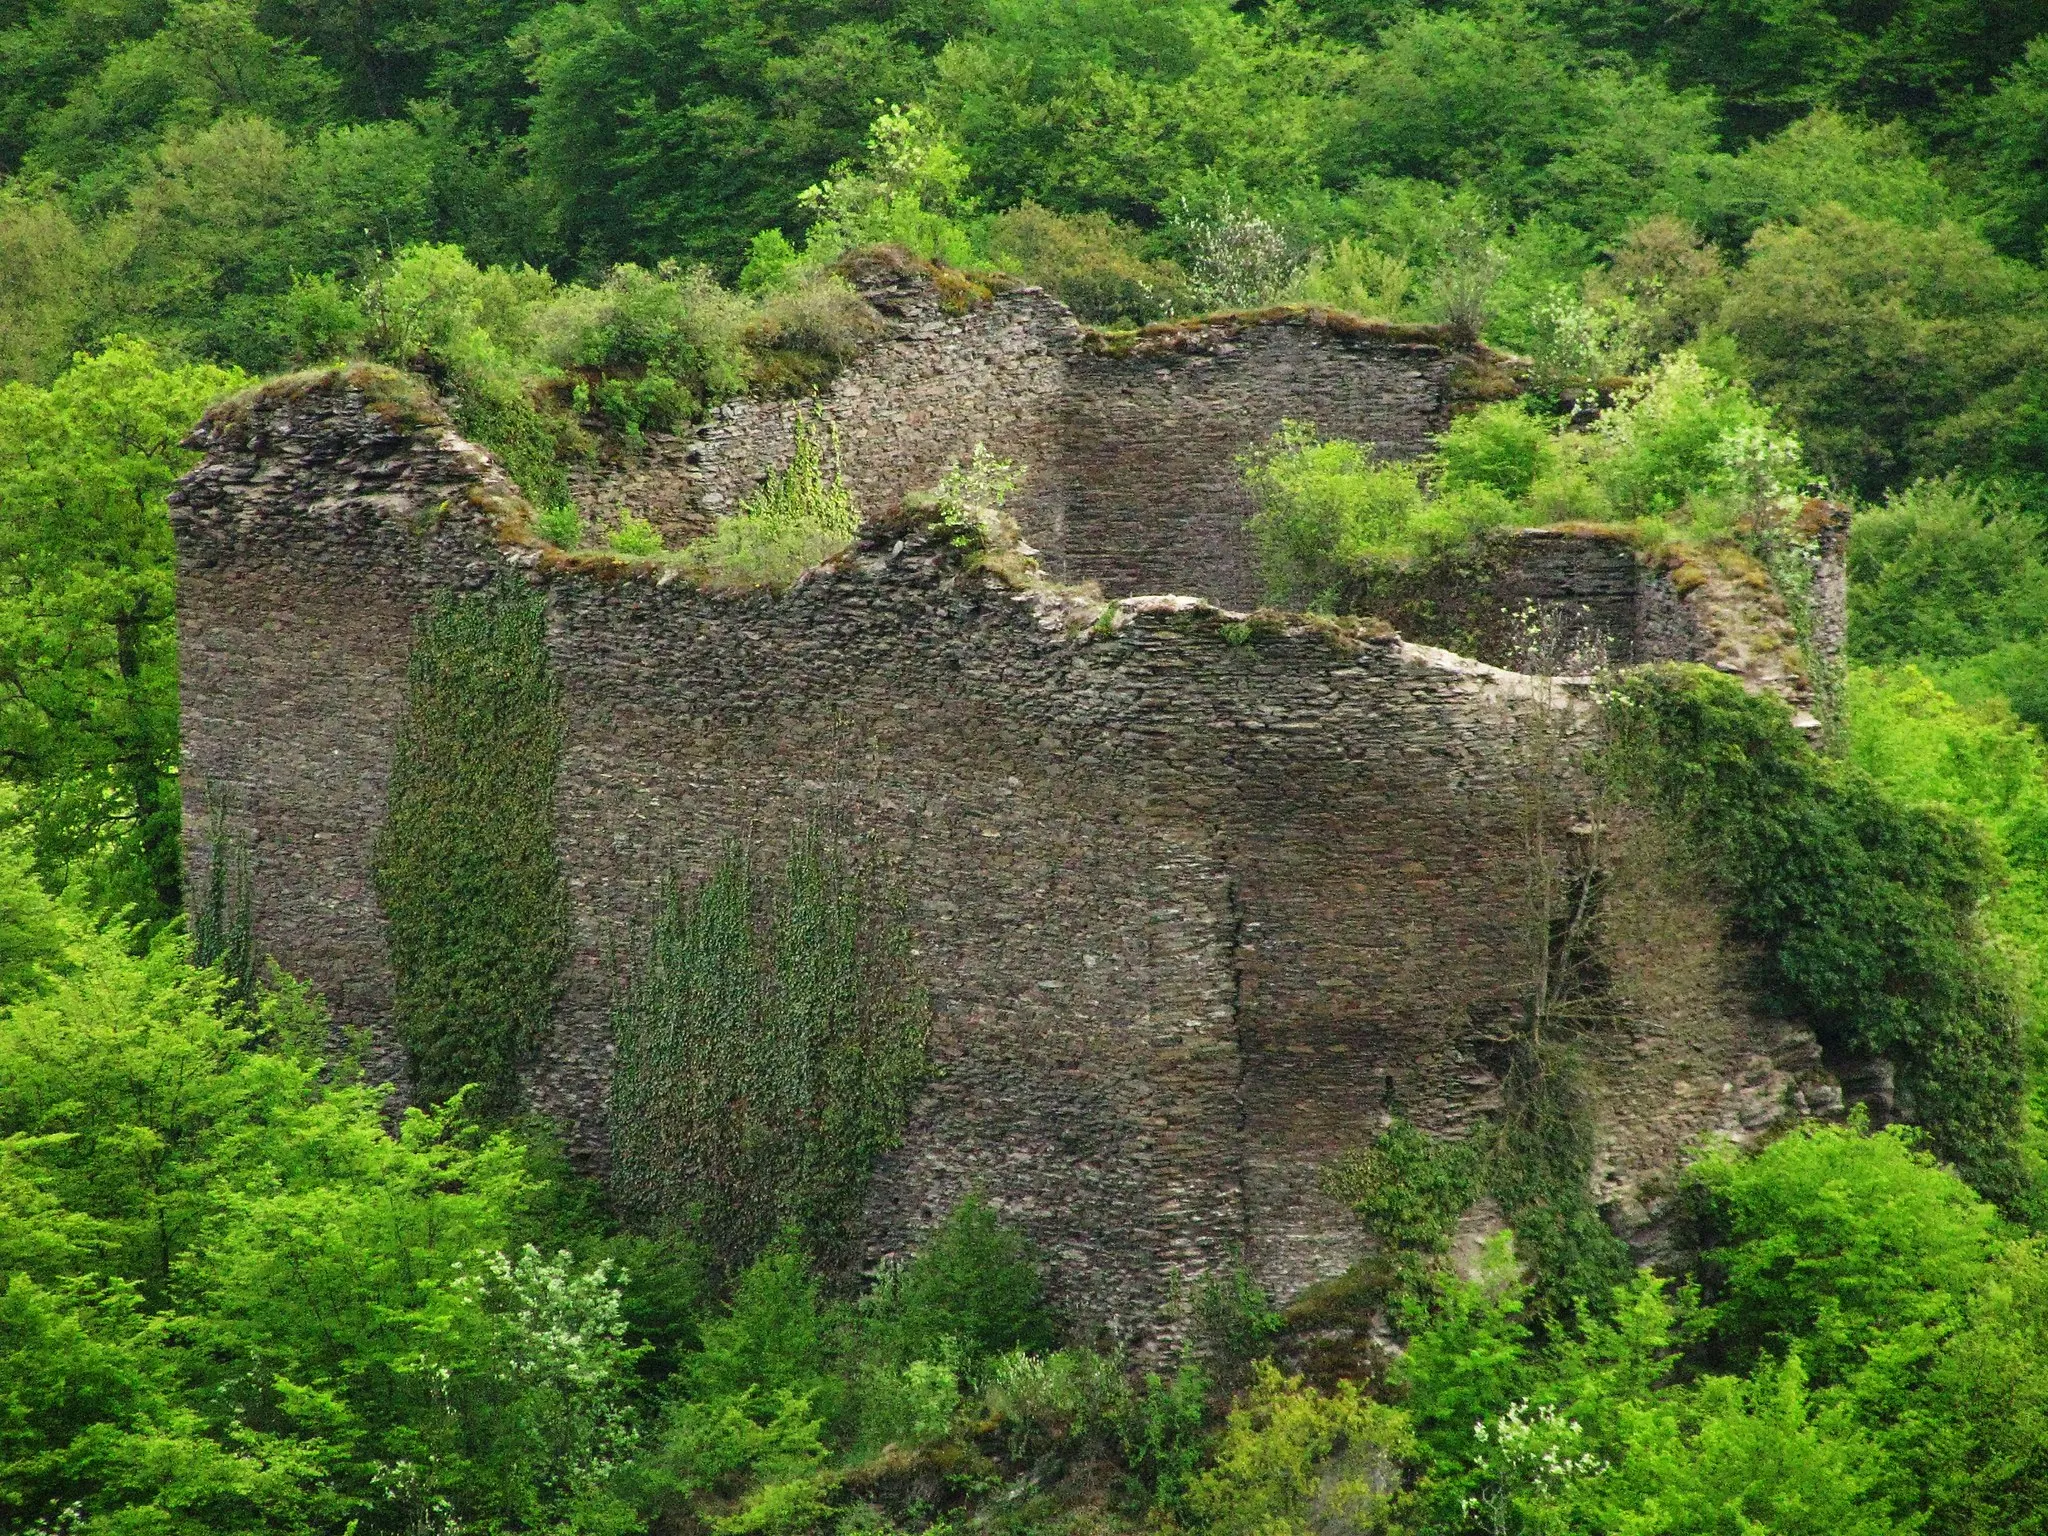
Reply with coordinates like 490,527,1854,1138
1602,663,2030,1210
373,583,570,1116
608,824,931,1275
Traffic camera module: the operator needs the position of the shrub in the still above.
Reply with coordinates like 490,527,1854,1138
1582,352,1805,523
1291,237,1412,319
539,261,749,406
606,511,665,556
867,1193,1056,1365
1186,1361,1415,1536
1239,421,1427,606
1177,195,1302,311
1323,1119,1481,1257
536,502,583,548
984,202,1188,325
1119,1353,1211,1515
1438,402,1557,500
1191,1263,1283,1380
982,1348,1130,1463
745,277,884,394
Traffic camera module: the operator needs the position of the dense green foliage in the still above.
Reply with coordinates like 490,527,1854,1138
373,584,570,1115
5,0,2048,1530
0,338,243,921
608,826,930,1275
1604,665,2031,1209
1239,356,1812,611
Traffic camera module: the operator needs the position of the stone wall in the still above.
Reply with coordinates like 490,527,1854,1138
573,258,1496,612
555,265,1845,697
172,372,1833,1342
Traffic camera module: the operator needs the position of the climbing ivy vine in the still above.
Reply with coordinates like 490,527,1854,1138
608,824,931,1275
373,583,569,1117
1601,663,2029,1210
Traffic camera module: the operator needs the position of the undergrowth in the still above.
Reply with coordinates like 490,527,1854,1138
372,582,570,1115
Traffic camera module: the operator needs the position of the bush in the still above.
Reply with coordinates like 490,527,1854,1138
606,511,665,556
745,277,884,394
984,202,1188,326
1191,1263,1283,1380
1186,1361,1415,1536
865,1193,1056,1367
1291,236,1412,319
1438,402,1557,500
1119,1354,1211,1515
982,1348,1129,1463
1580,352,1804,524
1322,1119,1481,1257
1684,1119,2000,1383
1239,421,1427,605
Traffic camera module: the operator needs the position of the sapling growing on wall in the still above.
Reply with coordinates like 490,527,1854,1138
675,410,861,589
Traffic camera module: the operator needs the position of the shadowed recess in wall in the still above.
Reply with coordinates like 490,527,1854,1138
373,583,570,1116
608,823,931,1275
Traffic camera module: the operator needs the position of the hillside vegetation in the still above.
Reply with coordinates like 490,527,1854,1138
4,0,2048,1533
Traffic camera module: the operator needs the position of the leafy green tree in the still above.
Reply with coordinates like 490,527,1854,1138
0,0,168,174
1718,203,2048,495
0,190,90,383
1588,1352,1899,1536
21,0,337,214
1848,477,2048,668
0,338,243,919
1685,1121,2000,1383
1325,7,1717,244
520,0,973,273
1972,36,2048,261
1554,0,2044,143
1663,109,1958,250
932,0,1331,229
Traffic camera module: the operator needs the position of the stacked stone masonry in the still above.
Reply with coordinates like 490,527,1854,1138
173,377,1844,1344
583,260,1842,691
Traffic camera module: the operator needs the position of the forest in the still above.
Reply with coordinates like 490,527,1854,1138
4,0,2048,1531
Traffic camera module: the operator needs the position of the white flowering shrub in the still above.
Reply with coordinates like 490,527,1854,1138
1460,1401,1604,1536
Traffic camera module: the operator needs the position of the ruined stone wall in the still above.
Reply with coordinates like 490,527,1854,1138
573,263,1489,612
1036,324,1474,609
173,373,1828,1342
686,263,1079,524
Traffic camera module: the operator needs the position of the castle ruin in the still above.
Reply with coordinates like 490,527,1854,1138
170,258,1850,1341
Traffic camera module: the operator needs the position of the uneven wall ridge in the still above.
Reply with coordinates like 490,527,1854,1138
579,265,1491,611
174,374,1834,1343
